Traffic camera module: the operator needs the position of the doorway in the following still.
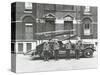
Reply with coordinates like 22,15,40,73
64,21,73,30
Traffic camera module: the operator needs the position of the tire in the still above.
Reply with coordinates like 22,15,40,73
83,49,93,58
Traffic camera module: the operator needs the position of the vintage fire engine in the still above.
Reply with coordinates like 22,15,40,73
28,29,96,59
31,40,96,59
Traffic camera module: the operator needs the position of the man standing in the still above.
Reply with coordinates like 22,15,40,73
54,41,59,60
43,42,50,61
49,40,54,56
75,41,82,59
65,41,71,59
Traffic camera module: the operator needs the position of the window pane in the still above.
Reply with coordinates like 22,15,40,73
25,2,32,9
84,29,90,35
84,6,90,13
18,43,23,52
85,24,89,29
27,43,31,51
25,26,33,40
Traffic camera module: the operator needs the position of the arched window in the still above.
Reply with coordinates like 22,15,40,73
82,18,92,35
22,15,35,40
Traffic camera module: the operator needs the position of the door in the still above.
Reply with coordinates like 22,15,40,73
64,21,73,30
45,20,55,32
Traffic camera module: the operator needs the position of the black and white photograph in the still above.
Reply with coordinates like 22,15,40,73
11,2,98,73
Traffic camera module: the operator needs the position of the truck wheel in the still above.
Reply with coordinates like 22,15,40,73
83,49,93,58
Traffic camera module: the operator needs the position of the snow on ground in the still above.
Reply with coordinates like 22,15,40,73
15,50,98,73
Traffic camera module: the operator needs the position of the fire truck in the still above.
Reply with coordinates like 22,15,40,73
25,29,96,59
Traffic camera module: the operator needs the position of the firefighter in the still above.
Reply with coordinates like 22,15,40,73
75,40,82,59
54,41,59,60
49,40,54,56
43,42,50,61
65,41,71,59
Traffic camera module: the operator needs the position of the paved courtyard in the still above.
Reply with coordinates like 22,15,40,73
15,50,98,73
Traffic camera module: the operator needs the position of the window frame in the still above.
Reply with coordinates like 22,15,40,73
83,18,92,35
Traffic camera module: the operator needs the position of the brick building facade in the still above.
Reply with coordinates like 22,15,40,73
11,2,97,53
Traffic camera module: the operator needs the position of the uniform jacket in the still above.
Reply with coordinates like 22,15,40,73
54,42,59,50
43,43,49,51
